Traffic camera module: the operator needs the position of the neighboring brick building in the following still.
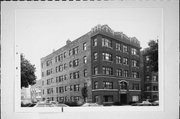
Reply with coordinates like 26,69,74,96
40,24,142,104
30,80,42,103
141,49,159,101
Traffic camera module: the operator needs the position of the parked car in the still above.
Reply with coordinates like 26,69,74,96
55,103,69,107
34,102,55,107
49,101,58,105
81,103,100,107
132,100,152,106
151,100,159,106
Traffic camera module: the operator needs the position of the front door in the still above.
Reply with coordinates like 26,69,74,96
120,94,127,105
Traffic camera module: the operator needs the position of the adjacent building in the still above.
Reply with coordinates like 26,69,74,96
141,49,159,101
30,80,42,103
40,24,142,104
21,86,31,104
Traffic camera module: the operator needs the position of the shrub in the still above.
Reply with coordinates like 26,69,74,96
113,102,121,106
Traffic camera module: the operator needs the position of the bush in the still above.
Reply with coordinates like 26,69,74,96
128,101,138,105
113,102,121,106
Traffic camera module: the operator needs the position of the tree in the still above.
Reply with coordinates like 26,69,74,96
147,40,158,72
21,54,36,88
81,86,88,102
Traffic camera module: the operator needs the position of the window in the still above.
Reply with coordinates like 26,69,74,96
69,49,73,56
152,76,157,81
42,72,44,77
120,81,127,90
123,45,128,53
116,43,121,51
74,84,80,91
131,48,137,55
83,42,87,50
73,71,80,79
70,85,73,91
116,69,122,76
153,95,158,99
70,73,73,79
73,59,79,67
132,96,139,102
46,69,53,75
123,58,128,65
59,87,64,93
146,56,150,61
94,82,98,89
59,65,63,72
132,71,139,78
73,47,79,55
102,53,112,61
132,60,138,67
93,52,98,61
58,54,63,62
56,77,58,83
59,97,64,102
102,38,112,48
64,74,67,80
59,75,64,82
93,38,97,46
95,96,99,103
124,70,128,77
83,56,87,64
94,67,98,75
146,66,150,72
116,56,122,64
74,96,80,101
55,56,58,62
55,67,58,72
103,82,113,89
102,67,113,75
46,59,52,66
69,61,73,67
84,69,88,77
146,86,151,91
64,63,67,70
104,95,113,102
56,87,58,93
65,86,67,91
132,84,139,90
153,86,158,91
64,52,66,58
47,88,53,94
146,76,150,81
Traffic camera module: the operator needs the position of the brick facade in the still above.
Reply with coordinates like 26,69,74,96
40,24,142,104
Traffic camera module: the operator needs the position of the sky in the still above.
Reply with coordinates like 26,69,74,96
15,8,162,80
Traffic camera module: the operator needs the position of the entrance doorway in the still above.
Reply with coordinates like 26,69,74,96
120,94,127,104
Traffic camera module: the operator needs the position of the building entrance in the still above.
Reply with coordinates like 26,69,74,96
120,94,127,104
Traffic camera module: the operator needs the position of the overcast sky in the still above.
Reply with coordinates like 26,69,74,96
15,8,162,80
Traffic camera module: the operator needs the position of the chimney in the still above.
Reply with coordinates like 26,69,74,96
66,39,71,45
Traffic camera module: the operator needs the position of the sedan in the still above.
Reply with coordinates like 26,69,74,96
34,102,55,107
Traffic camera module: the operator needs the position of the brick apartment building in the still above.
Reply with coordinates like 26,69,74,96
141,49,159,101
40,24,142,104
